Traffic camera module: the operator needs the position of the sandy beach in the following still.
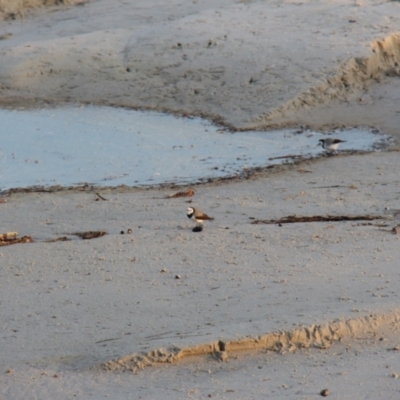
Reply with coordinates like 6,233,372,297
1,1,400,399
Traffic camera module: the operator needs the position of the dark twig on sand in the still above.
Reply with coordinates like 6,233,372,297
251,215,388,225
268,154,304,160
47,236,69,243
95,192,108,201
72,230,106,239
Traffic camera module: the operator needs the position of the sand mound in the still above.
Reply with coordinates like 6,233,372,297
101,310,400,373
0,0,89,20
252,32,400,128
0,0,399,133
4,31,399,127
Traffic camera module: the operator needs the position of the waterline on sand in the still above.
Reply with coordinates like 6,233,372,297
0,106,392,191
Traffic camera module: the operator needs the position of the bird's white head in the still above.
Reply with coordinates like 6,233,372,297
187,207,195,218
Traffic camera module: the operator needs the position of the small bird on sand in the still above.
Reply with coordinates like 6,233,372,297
187,207,214,231
319,138,346,153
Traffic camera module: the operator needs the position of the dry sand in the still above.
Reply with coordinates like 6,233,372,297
0,0,400,135
1,0,400,399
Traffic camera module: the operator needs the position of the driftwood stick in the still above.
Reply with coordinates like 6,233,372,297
0,231,18,240
166,189,195,198
0,235,32,246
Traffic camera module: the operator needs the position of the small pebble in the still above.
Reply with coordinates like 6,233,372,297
127,228,132,234
160,268,167,273
391,372,398,379
320,389,329,397
175,275,181,279
120,230,124,234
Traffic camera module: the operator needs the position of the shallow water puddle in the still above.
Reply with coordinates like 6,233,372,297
0,106,391,191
